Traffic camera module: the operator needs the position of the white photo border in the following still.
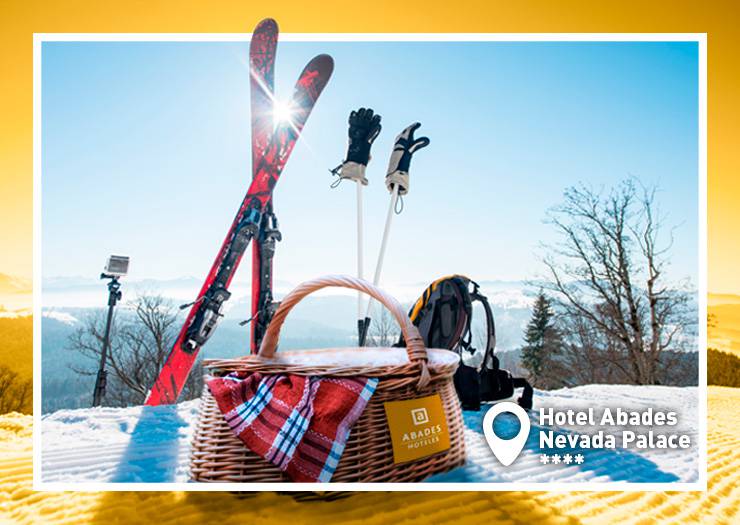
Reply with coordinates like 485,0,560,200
32,31,708,492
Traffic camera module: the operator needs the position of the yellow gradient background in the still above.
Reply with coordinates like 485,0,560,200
1,1,738,523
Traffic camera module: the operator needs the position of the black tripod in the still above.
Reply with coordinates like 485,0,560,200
92,274,122,407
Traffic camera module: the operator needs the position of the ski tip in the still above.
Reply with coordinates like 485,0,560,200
309,54,335,74
255,18,278,30
251,18,278,39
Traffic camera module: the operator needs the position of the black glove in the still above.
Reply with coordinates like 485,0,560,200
339,107,382,185
386,122,429,195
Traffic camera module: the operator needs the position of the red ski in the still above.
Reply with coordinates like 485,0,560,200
249,18,277,173
250,19,279,354
146,44,333,405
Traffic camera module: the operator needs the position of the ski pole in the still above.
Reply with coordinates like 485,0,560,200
356,181,365,330
359,122,429,346
331,107,382,343
358,184,398,346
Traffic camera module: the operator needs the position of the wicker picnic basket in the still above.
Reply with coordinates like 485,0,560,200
189,275,466,483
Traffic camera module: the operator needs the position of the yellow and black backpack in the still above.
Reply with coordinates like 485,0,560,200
402,275,533,410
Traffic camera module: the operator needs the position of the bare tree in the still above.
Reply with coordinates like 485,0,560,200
555,309,632,385
367,307,400,347
541,180,694,385
68,294,203,406
707,312,717,335
0,364,32,414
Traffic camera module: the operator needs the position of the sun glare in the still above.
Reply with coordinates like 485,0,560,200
273,99,294,124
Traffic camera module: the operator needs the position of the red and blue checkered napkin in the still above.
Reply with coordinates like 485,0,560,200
207,372,378,482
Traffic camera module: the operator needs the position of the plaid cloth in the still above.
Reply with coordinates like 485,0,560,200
207,372,378,482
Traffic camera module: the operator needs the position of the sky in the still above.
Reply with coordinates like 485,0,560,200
41,39,699,292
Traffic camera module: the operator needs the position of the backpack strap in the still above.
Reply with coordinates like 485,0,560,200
450,276,474,353
469,279,496,369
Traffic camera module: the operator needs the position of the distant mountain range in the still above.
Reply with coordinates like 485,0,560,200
33,274,709,413
40,275,537,352
0,273,31,294
38,274,536,412
41,274,536,308
38,283,535,413
0,273,32,316
709,293,740,306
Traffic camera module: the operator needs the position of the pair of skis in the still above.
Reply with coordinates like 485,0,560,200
146,19,333,405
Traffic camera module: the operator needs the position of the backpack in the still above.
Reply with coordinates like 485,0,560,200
401,275,533,410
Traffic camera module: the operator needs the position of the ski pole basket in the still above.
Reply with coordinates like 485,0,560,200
189,275,466,483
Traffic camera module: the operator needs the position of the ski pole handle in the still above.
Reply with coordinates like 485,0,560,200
385,122,429,196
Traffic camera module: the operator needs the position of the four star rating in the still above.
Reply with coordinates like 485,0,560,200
540,453,585,465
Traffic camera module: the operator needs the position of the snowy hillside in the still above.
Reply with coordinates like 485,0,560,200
40,277,535,413
40,385,698,484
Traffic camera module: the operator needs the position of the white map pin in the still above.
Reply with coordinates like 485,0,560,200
483,401,530,466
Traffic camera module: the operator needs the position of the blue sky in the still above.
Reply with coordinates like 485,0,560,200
41,40,699,290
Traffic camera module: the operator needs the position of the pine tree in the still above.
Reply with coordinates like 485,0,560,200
520,291,560,388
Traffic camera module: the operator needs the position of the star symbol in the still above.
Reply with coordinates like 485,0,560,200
540,454,550,464
563,453,573,464
575,454,585,465
551,454,561,464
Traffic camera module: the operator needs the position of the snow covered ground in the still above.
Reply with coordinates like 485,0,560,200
40,385,699,484
41,401,199,483
430,385,698,484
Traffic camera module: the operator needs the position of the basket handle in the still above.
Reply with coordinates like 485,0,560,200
258,275,431,389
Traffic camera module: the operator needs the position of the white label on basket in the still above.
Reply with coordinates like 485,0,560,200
384,394,451,464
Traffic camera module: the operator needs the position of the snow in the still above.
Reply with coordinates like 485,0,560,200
430,385,699,483
243,347,460,368
2,388,736,523
0,412,32,453
42,310,78,325
41,402,199,483
0,308,32,319
40,385,699,484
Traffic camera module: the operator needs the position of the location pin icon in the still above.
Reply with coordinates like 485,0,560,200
483,401,530,466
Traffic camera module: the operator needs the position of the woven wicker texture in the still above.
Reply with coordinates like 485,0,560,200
190,275,466,483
